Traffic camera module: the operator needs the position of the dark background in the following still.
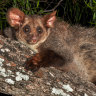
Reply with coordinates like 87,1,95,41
0,0,96,31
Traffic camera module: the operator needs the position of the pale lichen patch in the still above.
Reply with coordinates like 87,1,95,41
5,78,15,85
0,67,15,78
46,82,51,86
1,48,10,52
0,67,8,77
49,72,54,77
0,57,15,77
7,70,13,76
0,58,4,67
0,57,29,85
5,48,10,52
0,62,3,67
0,58,4,62
84,93,88,96
6,63,11,66
62,84,73,92
1,49,5,52
16,72,29,81
51,87,70,96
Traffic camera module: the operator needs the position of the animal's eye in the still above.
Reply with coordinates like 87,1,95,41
36,26,43,34
23,25,31,33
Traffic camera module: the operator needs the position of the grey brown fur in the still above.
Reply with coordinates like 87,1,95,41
6,8,96,84
41,20,96,83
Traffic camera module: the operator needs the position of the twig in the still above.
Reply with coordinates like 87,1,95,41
45,0,54,10
43,0,63,12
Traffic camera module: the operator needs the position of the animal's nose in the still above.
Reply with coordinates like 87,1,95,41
26,34,37,42
31,34,37,40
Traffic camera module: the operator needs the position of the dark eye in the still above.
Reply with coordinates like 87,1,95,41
23,25,31,33
36,26,43,34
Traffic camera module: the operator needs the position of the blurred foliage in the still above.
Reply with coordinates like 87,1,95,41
0,0,46,30
0,0,10,30
85,0,96,25
0,0,95,31
58,0,92,26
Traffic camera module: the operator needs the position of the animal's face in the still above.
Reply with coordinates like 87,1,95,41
6,8,56,48
16,15,49,45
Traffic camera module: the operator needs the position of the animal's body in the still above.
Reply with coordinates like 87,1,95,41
6,8,96,84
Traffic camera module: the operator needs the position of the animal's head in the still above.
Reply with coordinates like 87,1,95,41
6,8,56,48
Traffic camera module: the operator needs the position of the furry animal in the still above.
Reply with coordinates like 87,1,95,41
6,8,96,84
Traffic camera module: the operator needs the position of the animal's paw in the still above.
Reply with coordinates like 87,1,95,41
31,53,41,65
25,54,41,72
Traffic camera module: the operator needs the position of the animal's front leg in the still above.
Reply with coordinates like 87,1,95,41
25,50,64,72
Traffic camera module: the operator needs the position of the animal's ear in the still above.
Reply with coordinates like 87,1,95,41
6,8,25,28
43,11,56,28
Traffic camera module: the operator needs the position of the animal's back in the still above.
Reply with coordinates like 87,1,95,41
41,20,96,83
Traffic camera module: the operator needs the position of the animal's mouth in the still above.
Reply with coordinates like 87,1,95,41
28,37,39,44
32,38,38,44
31,36,38,44
25,35,39,44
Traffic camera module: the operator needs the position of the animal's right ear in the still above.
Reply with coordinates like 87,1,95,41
6,8,25,28
43,11,56,28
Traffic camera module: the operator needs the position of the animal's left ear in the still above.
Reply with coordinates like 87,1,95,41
6,8,25,29
43,11,56,28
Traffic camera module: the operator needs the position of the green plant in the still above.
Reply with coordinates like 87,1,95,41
0,0,94,31
0,0,10,30
0,0,45,31
85,0,96,25
59,0,92,26
12,0,44,15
